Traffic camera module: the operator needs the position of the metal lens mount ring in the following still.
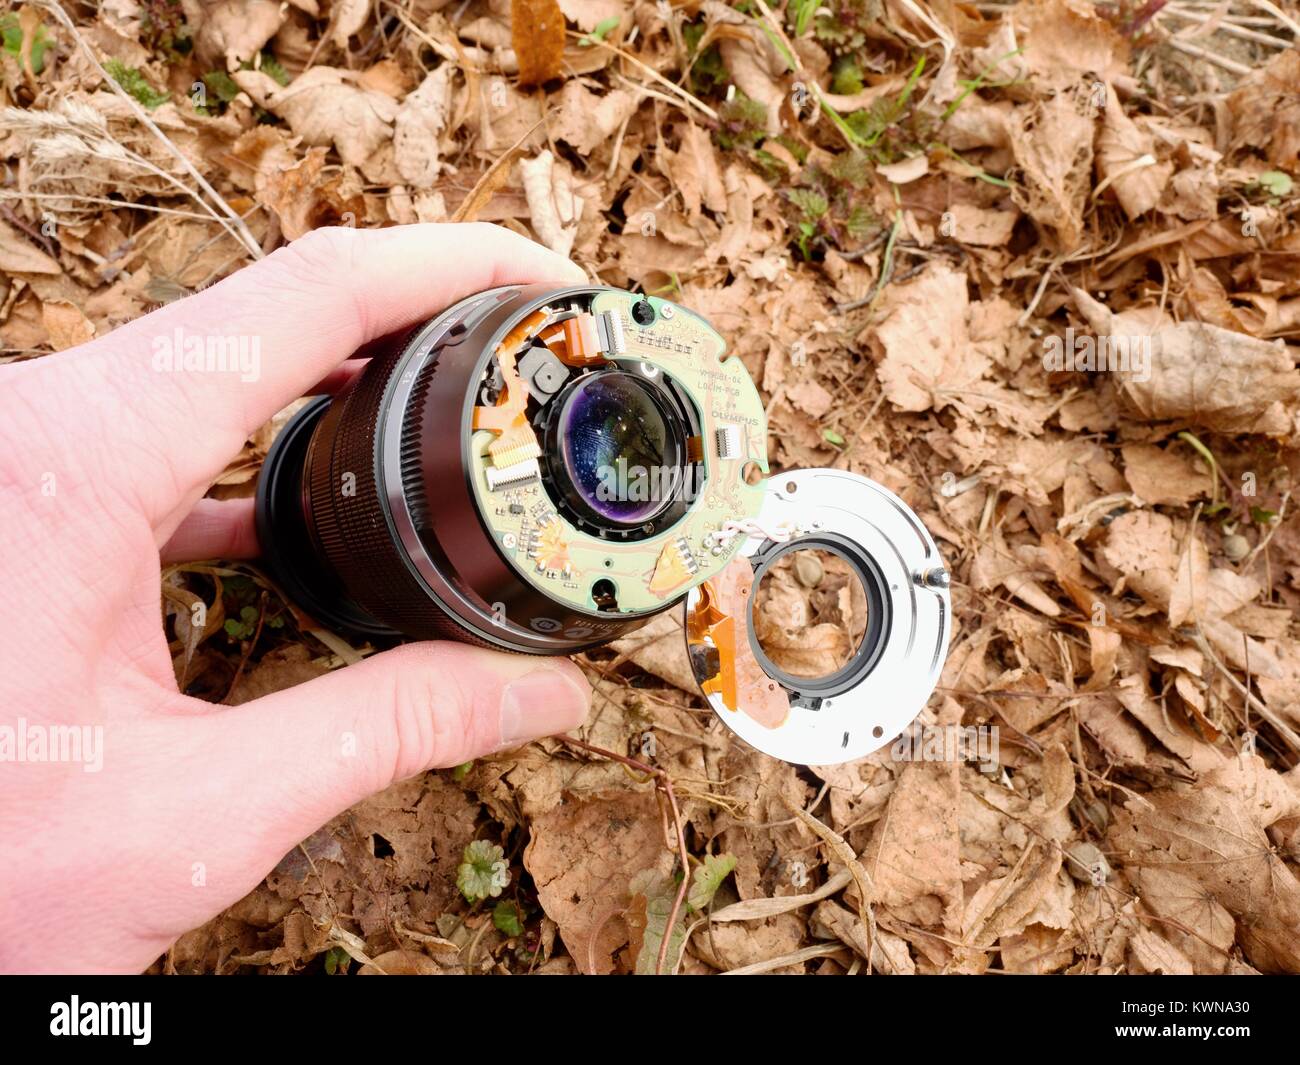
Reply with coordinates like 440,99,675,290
685,468,951,766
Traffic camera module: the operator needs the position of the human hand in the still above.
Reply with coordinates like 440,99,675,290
0,223,593,974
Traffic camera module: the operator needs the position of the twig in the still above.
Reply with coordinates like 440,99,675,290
1163,36,1253,75
0,203,56,257
451,117,546,223
1243,489,1291,571
778,794,878,974
1162,7,1295,46
1247,0,1300,36
567,31,717,123
836,210,903,313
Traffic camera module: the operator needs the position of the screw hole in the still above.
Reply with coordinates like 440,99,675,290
592,578,618,612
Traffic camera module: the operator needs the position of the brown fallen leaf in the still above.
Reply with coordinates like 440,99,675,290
1120,442,1210,506
519,150,584,256
393,66,455,189
1226,47,1300,168
233,68,398,169
860,700,963,934
1073,289,1300,438
1109,756,1300,973
330,0,371,49
40,299,93,350
550,82,638,156
1095,90,1171,220
0,222,60,274
195,0,285,69
1128,867,1235,974
511,0,566,87
1008,87,1093,252
523,788,673,975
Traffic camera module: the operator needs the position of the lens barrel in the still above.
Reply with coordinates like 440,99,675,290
255,285,684,654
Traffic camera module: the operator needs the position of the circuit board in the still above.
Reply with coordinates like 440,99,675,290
468,289,768,616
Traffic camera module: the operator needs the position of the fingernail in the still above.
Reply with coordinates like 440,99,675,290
500,668,589,746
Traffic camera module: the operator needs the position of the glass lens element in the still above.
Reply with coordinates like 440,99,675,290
558,372,676,524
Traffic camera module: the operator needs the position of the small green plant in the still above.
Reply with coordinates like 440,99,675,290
830,55,865,96
844,55,929,158
683,22,728,97
492,900,524,937
1,13,51,73
105,59,170,110
323,945,350,975
1256,170,1293,199
457,840,510,903
578,15,621,46
788,186,828,259
140,0,191,59
686,853,736,912
223,606,259,641
781,162,876,259
219,576,283,639
789,0,820,36
715,94,768,151
812,0,882,53
257,52,290,87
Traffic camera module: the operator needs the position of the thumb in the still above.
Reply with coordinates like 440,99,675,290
216,642,589,846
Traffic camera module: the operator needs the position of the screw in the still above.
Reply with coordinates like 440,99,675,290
916,567,949,589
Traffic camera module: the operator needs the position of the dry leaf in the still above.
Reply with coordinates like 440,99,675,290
1109,756,1300,973
0,222,60,274
523,789,673,975
196,0,285,69
40,299,94,350
234,67,398,168
394,66,455,189
1096,91,1171,219
331,0,371,49
511,0,566,87
520,150,584,256
1073,289,1300,438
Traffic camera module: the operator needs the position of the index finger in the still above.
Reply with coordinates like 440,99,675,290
77,223,588,525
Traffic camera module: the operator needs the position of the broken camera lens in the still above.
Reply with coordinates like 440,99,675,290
255,284,766,654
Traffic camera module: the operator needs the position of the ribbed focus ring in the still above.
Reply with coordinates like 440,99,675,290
301,333,499,646
305,342,440,636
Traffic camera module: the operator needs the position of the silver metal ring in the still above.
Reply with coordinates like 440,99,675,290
684,468,950,765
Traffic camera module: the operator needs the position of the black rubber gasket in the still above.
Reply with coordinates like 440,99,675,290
745,533,891,702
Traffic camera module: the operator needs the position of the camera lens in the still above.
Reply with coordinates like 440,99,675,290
255,284,769,655
548,369,688,528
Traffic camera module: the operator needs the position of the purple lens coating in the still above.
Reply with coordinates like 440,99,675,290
559,373,673,524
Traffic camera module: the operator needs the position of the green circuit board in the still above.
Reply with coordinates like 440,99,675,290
468,289,768,616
